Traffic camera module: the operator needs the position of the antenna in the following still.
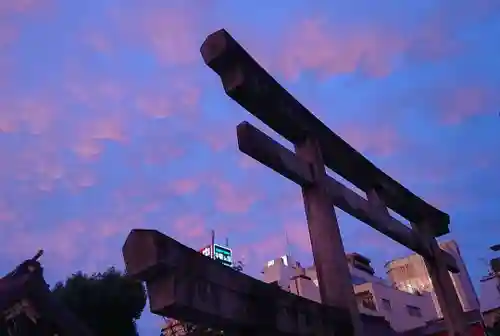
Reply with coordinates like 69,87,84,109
32,249,44,261
285,230,292,258
225,237,229,247
211,229,215,259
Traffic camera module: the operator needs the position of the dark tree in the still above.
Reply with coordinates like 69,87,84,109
488,319,500,336
52,267,146,336
232,260,244,273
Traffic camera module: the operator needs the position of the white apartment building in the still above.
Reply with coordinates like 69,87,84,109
385,240,480,319
479,257,500,327
262,253,437,333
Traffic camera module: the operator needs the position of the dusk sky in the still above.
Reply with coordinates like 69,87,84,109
1,0,500,334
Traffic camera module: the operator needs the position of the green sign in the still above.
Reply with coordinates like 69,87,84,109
213,244,232,267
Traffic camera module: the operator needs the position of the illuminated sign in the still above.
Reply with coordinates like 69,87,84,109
198,244,233,267
213,244,233,267
199,245,212,258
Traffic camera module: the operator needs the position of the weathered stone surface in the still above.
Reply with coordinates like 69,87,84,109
294,137,364,336
123,229,353,335
201,29,449,237
237,121,459,273
201,28,467,336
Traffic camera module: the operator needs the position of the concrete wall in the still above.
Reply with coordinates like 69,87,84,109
440,240,481,312
289,275,321,304
262,255,298,290
359,281,436,332
479,274,500,326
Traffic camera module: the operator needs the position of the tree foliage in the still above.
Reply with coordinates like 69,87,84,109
51,267,146,336
488,319,500,336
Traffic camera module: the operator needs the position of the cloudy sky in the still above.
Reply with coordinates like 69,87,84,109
1,0,499,334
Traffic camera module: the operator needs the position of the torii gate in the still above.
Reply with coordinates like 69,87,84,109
201,29,468,336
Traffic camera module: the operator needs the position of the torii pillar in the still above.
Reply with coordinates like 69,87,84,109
295,138,363,336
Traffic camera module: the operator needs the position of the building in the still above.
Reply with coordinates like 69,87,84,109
479,257,500,327
161,319,188,336
385,240,480,318
262,253,437,333
161,240,483,335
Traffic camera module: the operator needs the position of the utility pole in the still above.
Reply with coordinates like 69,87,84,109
211,229,215,259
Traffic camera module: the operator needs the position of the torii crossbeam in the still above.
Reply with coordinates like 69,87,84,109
201,29,468,336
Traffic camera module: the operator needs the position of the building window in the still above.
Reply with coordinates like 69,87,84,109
382,298,391,311
356,291,377,311
406,305,422,317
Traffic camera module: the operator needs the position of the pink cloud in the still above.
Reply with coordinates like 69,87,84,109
203,128,235,152
139,140,185,166
114,4,206,67
0,93,59,135
64,76,126,110
278,18,407,80
139,11,198,65
72,139,102,161
86,117,126,142
438,86,498,124
135,95,173,119
285,220,312,253
134,78,200,120
0,100,17,133
237,156,260,170
0,201,17,223
195,117,239,153
0,24,17,47
12,140,66,184
0,122,104,193
82,31,113,55
272,186,304,213
209,178,259,214
240,236,286,267
0,212,144,274
18,96,58,135
0,0,49,14
419,188,473,212
346,228,411,261
0,0,54,54
2,220,87,265
94,220,125,239
72,169,96,189
336,123,402,156
173,214,206,240
275,12,474,80
141,201,161,214
170,178,200,195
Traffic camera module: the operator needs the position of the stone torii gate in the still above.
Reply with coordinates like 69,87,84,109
201,29,468,336
123,229,359,335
